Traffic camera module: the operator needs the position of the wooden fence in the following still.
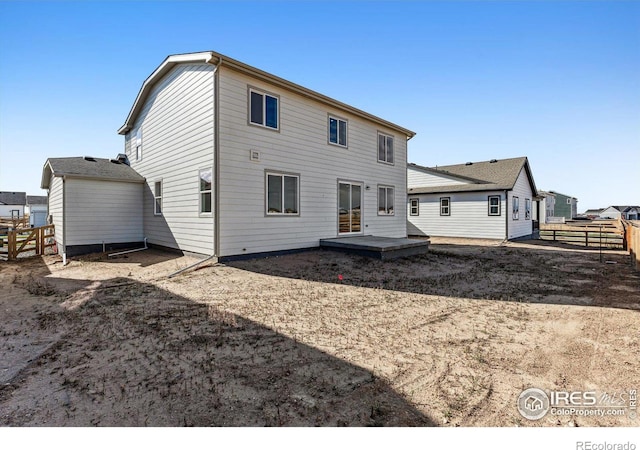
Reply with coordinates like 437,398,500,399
539,220,624,249
624,221,640,270
0,214,29,229
2,224,55,260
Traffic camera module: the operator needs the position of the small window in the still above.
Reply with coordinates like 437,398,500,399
377,132,394,164
199,169,212,214
135,128,142,161
378,186,395,215
328,115,347,147
488,195,501,216
512,196,519,220
410,198,419,216
525,198,531,220
440,197,450,216
249,88,279,130
567,198,571,204
266,172,299,215
154,181,162,215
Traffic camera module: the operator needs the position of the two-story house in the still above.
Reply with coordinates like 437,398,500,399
42,51,415,260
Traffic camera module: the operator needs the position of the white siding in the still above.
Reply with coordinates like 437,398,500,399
407,166,469,188
407,191,506,240
64,179,143,246
125,64,215,254
599,207,621,220
0,205,24,216
48,176,64,251
507,168,535,239
217,67,408,257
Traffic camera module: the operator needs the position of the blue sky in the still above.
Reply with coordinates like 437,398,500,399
0,1,638,210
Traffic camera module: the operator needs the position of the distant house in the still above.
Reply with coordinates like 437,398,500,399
407,157,538,240
26,195,48,227
40,156,145,256
583,208,604,219
599,206,640,221
537,190,556,223
0,191,26,218
548,191,578,220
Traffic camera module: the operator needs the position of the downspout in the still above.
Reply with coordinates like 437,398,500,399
205,54,222,258
504,189,509,241
62,176,67,265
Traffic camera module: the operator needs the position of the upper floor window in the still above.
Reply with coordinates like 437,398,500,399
199,169,212,214
135,128,142,161
249,88,279,130
328,115,347,147
512,196,520,220
378,186,395,215
378,132,394,164
440,197,450,216
266,172,299,215
488,195,501,216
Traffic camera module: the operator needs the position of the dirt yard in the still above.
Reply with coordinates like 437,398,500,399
1,238,639,427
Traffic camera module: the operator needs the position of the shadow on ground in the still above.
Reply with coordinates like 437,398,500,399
0,271,433,426
226,243,640,311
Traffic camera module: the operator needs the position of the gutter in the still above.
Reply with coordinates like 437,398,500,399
505,189,509,241
206,56,222,258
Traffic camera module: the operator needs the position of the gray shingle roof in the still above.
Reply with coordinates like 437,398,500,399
26,195,48,205
0,191,26,205
408,157,536,195
42,157,144,188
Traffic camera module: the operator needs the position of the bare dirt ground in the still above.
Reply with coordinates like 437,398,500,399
1,238,639,427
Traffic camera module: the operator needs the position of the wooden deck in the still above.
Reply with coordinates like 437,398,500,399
319,235,430,260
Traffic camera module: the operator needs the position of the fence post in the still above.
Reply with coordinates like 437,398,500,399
8,230,15,260
585,231,588,247
553,230,556,242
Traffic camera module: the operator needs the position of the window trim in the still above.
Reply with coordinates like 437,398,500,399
248,86,280,131
377,185,395,216
265,170,300,216
409,198,419,216
512,196,520,220
488,195,501,216
440,197,450,216
328,114,348,148
153,180,162,216
377,132,395,165
525,198,531,220
198,168,213,216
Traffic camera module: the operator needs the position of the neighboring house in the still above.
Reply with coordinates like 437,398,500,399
25,195,48,227
537,190,556,223
0,191,26,218
43,51,415,259
548,191,578,220
599,206,640,220
583,208,604,219
407,157,538,240
40,157,145,256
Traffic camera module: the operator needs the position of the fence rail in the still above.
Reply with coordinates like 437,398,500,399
2,224,55,260
539,220,625,249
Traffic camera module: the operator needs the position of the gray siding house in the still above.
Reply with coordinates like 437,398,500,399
45,51,414,260
0,191,26,218
407,157,538,240
548,191,578,220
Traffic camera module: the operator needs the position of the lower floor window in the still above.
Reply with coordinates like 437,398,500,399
266,172,299,215
378,186,395,215
440,197,450,216
512,196,519,220
199,168,212,214
488,195,501,216
410,198,419,216
525,198,531,220
154,181,162,215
